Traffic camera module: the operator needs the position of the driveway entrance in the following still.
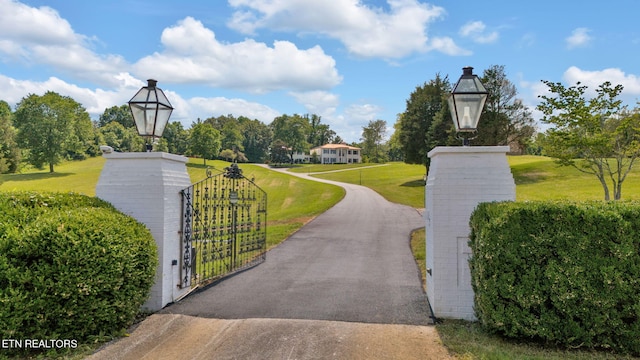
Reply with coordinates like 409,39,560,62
163,168,431,325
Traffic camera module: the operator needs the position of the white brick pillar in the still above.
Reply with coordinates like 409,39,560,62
95,150,192,311
425,146,515,320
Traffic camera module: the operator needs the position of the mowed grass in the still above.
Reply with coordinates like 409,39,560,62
0,157,344,249
307,162,427,208
186,160,344,249
300,156,640,209
0,156,106,196
511,155,640,201
3,155,640,359
299,157,638,359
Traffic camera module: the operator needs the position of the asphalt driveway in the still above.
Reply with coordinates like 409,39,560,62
89,167,443,360
159,167,431,325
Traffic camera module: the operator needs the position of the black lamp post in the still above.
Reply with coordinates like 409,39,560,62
447,67,488,146
128,79,173,151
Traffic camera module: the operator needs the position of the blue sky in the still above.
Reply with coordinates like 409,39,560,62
1,0,639,143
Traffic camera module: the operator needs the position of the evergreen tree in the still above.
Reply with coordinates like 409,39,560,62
397,74,451,167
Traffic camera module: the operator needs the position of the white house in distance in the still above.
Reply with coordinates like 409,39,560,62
310,143,362,164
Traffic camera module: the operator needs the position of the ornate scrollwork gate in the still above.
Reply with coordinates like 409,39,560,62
180,163,267,289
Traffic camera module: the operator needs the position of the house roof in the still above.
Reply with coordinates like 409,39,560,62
310,143,361,151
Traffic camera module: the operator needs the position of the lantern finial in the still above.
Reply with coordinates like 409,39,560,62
447,66,488,145
128,79,173,151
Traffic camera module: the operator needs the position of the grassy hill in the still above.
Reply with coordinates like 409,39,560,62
3,155,638,359
1,155,638,246
0,158,345,249
510,155,640,201
308,156,640,206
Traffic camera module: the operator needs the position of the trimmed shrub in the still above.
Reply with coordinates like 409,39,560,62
0,192,157,355
469,201,640,355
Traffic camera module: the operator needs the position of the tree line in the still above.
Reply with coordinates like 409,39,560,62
389,64,639,200
0,94,377,173
2,64,638,200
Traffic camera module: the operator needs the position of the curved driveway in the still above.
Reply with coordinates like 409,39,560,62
161,167,431,325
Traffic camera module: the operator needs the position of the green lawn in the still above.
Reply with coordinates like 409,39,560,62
295,157,640,359
0,158,344,250
307,162,427,208
299,156,640,209
184,160,344,248
3,154,640,359
511,155,640,201
0,156,106,196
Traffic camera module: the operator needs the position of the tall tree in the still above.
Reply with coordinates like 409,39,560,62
99,121,145,152
306,114,335,147
241,118,272,163
361,119,388,163
204,114,236,131
14,92,92,172
0,100,20,173
98,104,134,128
67,107,98,159
270,114,310,163
398,74,451,167
537,80,640,200
220,119,245,155
387,118,405,161
477,65,535,150
269,139,290,164
163,121,190,155
189,121,221,166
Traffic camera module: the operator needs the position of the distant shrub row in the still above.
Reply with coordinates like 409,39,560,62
470,201,640,355
0,192,157,356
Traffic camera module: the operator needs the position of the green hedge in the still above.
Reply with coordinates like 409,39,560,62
0,192,157,355
469,201,640,355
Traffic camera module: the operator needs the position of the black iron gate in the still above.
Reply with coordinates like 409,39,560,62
180,164,267,289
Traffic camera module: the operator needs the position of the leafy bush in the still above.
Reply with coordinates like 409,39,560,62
0,192,157,355
469,201,640,355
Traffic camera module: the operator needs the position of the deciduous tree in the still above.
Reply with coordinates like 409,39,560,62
98,104,134,128
0,101,20,173
270,114,310,163
361,119,388,163
537,80,640,200
163,121,190,155
477,65,535,150
189,121,221,166
307,114,335,147
14,92,92,172
99,121,145,152
241,118,271,163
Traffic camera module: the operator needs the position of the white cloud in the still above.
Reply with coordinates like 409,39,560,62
287,91,384,143
0,0,77,48
289,90,340,115
342,103,385,141
134,17,342,93
0,2,341,94
345,103,382,122
188,96,281,124
563,66,640,96
227,0,451,58
0,72,282,130
0,74,137,115
459,21,499,44
427,36,472,56
566,27,592,49
0,0,128,86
